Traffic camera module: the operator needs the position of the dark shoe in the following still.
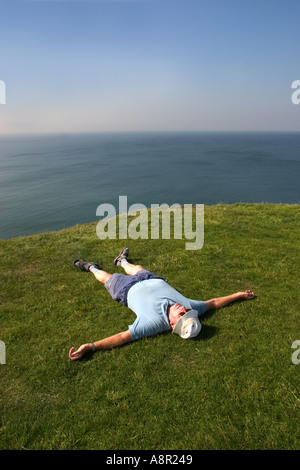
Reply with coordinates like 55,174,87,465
114,247,129,266
74,259,100,272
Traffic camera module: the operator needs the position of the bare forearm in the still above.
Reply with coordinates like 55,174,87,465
212,293,242,309
69,330,133,360
93,331,133,351
205,290,254,311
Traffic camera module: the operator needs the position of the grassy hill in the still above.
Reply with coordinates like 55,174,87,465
0,203,299,450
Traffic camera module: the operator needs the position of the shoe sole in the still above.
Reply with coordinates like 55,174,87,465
114,247,129,265
74,259,100,272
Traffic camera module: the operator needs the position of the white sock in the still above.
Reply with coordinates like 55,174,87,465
120,258,129,267
89,265,100,274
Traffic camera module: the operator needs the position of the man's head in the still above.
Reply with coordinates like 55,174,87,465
168,303,201,339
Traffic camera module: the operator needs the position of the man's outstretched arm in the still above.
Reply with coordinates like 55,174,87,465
204,290,255,312
69,330,133,361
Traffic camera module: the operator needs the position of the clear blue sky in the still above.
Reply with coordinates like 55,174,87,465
0,0,300,134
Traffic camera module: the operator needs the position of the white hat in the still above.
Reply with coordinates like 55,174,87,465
172,309,202,339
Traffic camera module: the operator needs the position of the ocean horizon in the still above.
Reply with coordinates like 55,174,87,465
0,131,299,239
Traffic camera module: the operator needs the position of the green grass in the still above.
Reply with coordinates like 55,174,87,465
0,203,299,450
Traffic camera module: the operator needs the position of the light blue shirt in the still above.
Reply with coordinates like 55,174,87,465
127,278,207,341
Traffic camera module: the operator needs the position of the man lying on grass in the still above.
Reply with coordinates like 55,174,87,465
69,247,255,360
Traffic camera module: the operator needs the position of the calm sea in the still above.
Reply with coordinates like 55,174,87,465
0,132,299,239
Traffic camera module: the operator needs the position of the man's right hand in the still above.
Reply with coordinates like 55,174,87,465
68,330,133,360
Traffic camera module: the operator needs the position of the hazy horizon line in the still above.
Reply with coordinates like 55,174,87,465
1,129,300,137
